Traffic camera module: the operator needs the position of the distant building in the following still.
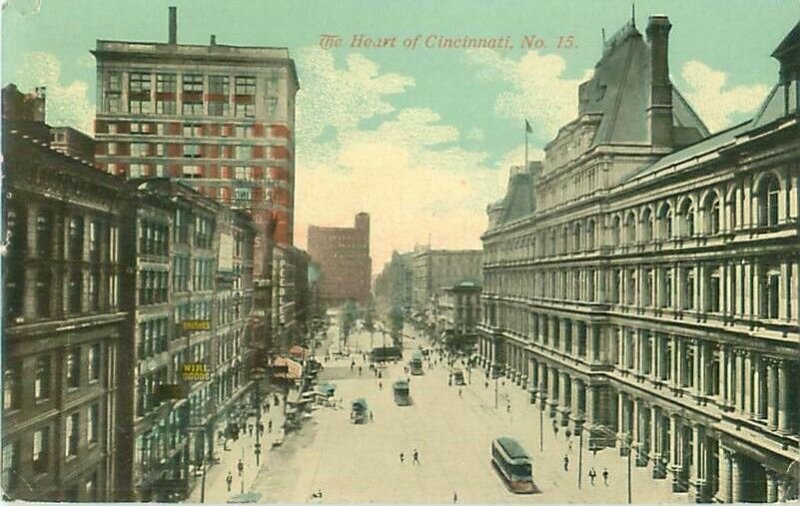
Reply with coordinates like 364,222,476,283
436,280,482,351
411,247,482,315
373,251,414,312
50,127,96,163
2,83,45,122
307,213,372,306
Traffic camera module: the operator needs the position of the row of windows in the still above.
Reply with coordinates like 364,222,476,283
485,259,796,321
486,172,792,263
119,73,259,95
107,122,265,138
138,318,169,359
111,142,271,160
117,99,269,118
138,270,169,305
139,220,169,256
3,345,102,410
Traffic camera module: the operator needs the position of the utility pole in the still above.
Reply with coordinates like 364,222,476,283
539,406,544,452
627,442,632,504
577,426,584,489
199,462,206,503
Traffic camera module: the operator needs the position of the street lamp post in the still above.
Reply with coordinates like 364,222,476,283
199,461,207,503
539,405,544,452
494,376,499,410
576,425,584,490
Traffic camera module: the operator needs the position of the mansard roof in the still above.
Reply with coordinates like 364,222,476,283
577,21,709,146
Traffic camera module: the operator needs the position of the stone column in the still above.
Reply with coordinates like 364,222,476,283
676,337,685,390
734,351,744,413
671,335,679,388
765,468,779,503
537,362,548,406
558,372,570,426
651,406,666,478
690,423,706,502
585,384,596,426
618,392,630,456
571,378,583,425
635,400,649,467
743,261,753,319
767,359,778,429
651,332,659,383
716,447,733,503
744,352,754,418
756,355,767,420
670,414,687,492
731,453,744,503
778,360,790,433
792,261,800,327
693,339,702,398
719,345,728,409
547,367,558,417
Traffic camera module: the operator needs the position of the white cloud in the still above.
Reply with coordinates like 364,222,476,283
465,49,593,139
294,49,507,272
680,60,769,132
15,52,94,135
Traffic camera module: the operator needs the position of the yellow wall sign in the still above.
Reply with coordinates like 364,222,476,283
182,320,211,331
182,363,209,381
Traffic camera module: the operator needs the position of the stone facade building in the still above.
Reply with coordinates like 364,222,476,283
411,247,482,317
437,280,482,351
479,17,799,503
307,213,372,306
2,125,129,502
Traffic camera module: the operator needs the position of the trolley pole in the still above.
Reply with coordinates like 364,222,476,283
627,443,632,504
539,406,544,452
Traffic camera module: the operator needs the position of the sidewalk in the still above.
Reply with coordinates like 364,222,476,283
464,366,685,503
187,399,287,503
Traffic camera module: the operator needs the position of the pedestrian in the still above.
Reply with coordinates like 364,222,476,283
268,420,273,433
413,449,420,465
588,467,597,486
453,491,458,503
400,452,405,463
379,381,383,390
552,419,559,435
568,439,573,452
351,361,355,371
248,423,253,437
226,471,233,492
358,366,362,376
602,467,609,486
506,402,511,413
458,387,462,398
369,411,374,422
237,459,244,477
223,437,229,451
485,381,489,389
563,454,569,471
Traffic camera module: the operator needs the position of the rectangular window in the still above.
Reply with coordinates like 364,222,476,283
130,142,148,157
130,122,153,135
68,216,84,260
88,344,101,382
181,165,203,178
208,101,230,117
209,75,229,94
66,413,79,457
130,73,151,93
234,166,252,180
106,72,122,92
234,145,251,160
32,427,49,474
106,95,121,113
3,366,19,410
182,101,204,116
183,144,201,158
235,125,253,138
87,404,99,444
156,73,176,93
156,99,176,115
235,103,255,118
234,76,256,95
36,268,52,317
182,74,203,93
36,209,53,258
66,348,80,389
183,124,203,137
234,187,252,203
266,96,278,117
2,442,16,492
35,356,51,400
68,269,83,314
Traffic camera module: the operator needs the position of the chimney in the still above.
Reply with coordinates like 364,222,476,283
646,15,673,147
168,6,177,44
210,34,217,46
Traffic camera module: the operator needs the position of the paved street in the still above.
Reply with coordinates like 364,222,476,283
234,326,688,503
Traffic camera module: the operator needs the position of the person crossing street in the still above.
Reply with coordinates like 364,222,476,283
226,471,233,492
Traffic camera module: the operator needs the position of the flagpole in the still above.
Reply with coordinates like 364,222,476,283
524,120,529,169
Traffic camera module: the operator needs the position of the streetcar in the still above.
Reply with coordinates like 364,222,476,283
351,398,369,424
452,368,465,385
392,380,411,406
409,351,424,375
491,437,535,494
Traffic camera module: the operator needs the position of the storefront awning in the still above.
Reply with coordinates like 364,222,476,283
272,357,303,379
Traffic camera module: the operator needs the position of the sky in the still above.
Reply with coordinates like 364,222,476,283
2,0,798,273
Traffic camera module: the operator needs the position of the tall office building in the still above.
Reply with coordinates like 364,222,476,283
307,213,372,306
92,6,299,272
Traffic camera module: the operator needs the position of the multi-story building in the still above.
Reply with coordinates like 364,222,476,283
479,17,799,503
50,127,96,164
114,179,255,502
2,123,128,501
437,280,482,351
411,247,482,317
91,6,299,265
374,251,414,313
307,213,372,306
271,244,311,352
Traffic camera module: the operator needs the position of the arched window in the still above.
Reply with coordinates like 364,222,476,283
624,212,637,245
610,216,621,246
587,220,596,250
658,203,673,239
573,222,582,251
642,208,653,242
678,199,695,237
704,193,721,235
757,174,780,227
